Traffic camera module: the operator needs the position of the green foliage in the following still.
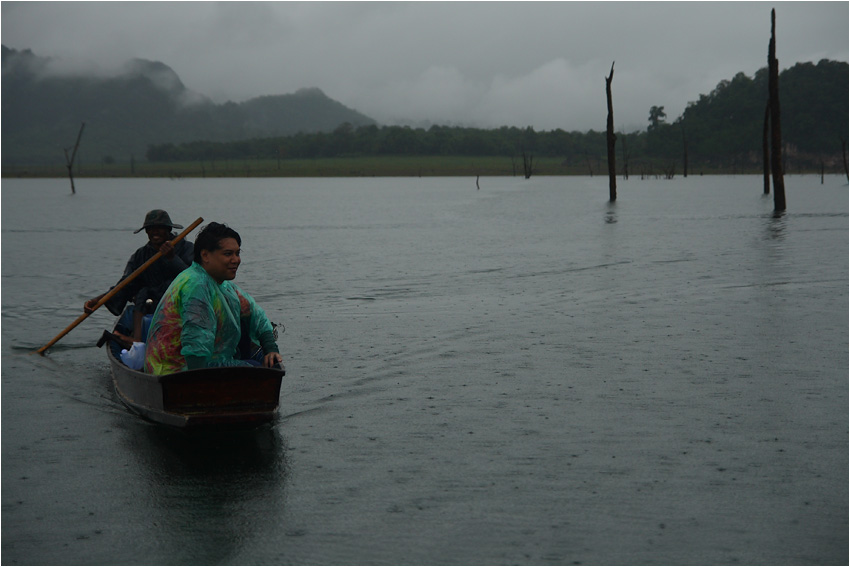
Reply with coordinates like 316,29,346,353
780,60,849,154
145,61,847,173
145,125,612,166
649,60,848,169
3,44,847,174
648,106,667,131
1,47,375,166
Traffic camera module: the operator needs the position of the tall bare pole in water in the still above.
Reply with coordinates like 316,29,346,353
762,102,771,194
64,122,85,194
605,62,617,202
767,10,786,210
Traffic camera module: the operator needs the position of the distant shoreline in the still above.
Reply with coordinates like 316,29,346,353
2,156,840,179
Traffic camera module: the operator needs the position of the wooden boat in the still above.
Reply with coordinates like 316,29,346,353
101,330,284,428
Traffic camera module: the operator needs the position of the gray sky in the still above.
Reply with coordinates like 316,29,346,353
2,1,847,132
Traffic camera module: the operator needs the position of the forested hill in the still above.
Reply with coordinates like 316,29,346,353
1,46,376,165
147,59,847,174
3,43,847,173
656,59,847,167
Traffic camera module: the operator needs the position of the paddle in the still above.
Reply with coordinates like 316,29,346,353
35,217,204,355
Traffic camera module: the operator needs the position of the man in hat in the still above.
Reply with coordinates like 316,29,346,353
84,210,194,341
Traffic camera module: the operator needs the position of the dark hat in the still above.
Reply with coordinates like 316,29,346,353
134,209,184,234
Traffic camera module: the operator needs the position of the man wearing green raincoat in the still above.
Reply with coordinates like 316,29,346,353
144,222,283,375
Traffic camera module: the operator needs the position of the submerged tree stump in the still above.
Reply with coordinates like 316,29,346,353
522,151,533,179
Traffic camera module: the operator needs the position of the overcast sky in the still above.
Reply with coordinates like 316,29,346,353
2,1,847,132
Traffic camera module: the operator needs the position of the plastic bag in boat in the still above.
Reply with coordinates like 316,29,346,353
120,342,147,370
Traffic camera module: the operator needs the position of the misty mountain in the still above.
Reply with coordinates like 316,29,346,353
144,59,847,174
1,46,376,165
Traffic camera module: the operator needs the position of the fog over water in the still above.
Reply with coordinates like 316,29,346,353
2,175,847,564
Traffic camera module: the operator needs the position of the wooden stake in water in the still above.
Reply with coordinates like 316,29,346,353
64,122,85,195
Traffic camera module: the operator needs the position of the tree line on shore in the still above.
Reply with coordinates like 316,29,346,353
146,60,847,175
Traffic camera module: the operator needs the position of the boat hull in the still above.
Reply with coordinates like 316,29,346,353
107,342,284,428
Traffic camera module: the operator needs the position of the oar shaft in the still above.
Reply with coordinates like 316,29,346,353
36,217,203,355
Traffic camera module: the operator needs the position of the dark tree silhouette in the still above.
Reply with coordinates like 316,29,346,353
605,62,617,201
648,106,667,131
64,122,85,194
522,150,533,179
762,101,770,194
768,9,786,210
621,132,630,180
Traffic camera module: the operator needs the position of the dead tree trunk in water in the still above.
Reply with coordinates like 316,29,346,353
681,123,689,178
64,122,85,194
768,9,786,210
605,62,617,201
522,151,533,179
762,101,771,194
842,138,849,180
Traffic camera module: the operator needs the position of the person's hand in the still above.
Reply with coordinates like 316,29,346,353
84,296,102,314
263,352,283,370
159,241,175,259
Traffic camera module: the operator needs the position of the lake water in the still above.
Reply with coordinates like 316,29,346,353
2,175,847,565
